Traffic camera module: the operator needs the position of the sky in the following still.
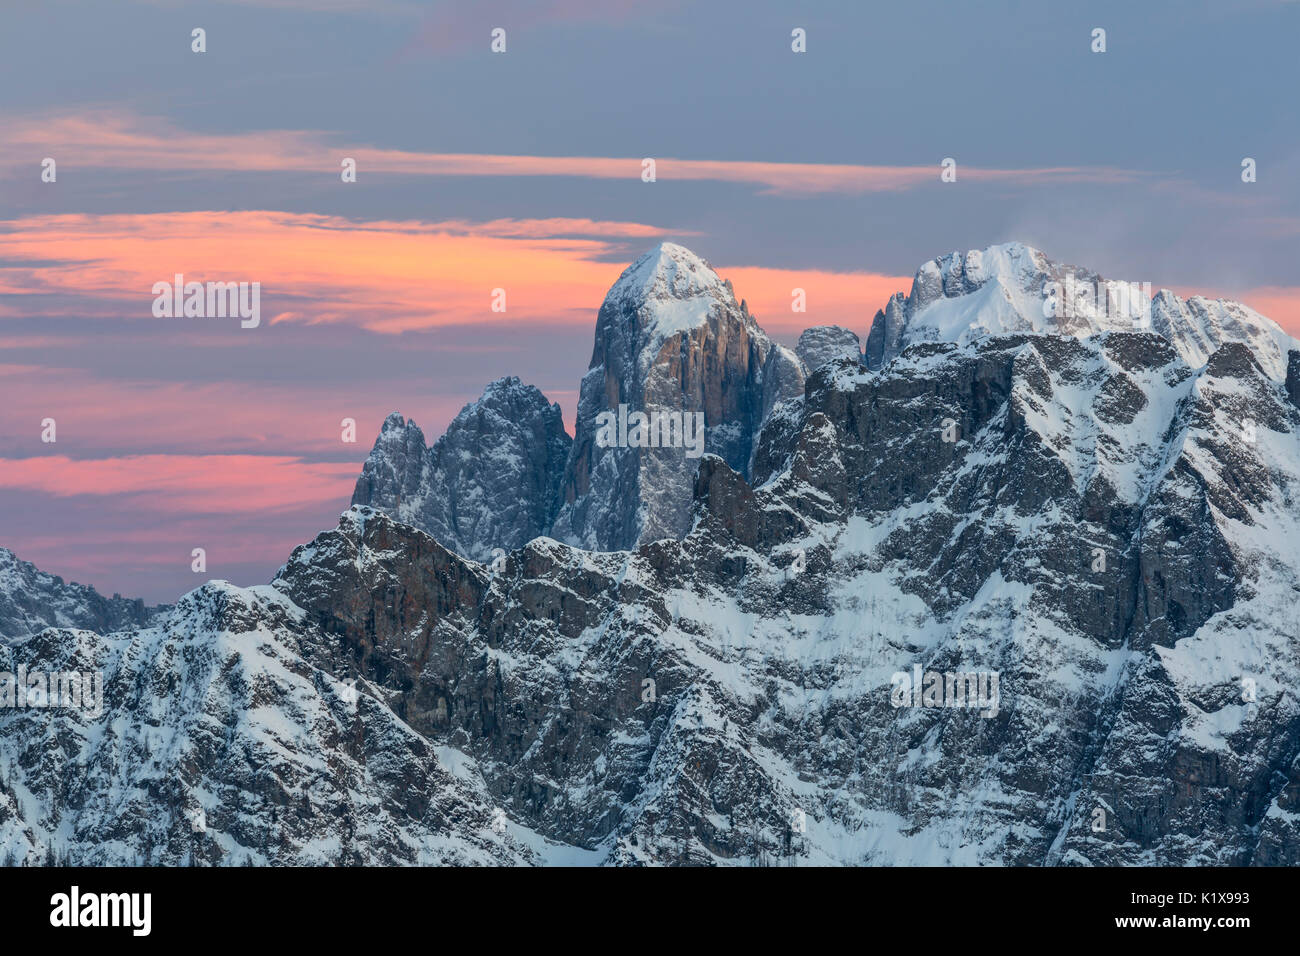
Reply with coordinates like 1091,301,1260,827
1,0,1298,603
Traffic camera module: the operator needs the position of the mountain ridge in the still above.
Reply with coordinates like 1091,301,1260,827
866,241,1296,379
0,547,158,642
5,243,1299,866
357,240,1295,564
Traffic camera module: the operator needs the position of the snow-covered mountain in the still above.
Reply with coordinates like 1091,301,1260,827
0,579,553,865
865,243,1297,380
0,547,156,642
357,242,1296,567
4,243,1300,866
356,243,808,557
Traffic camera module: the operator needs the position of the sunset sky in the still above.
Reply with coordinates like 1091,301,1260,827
2,0,1298,603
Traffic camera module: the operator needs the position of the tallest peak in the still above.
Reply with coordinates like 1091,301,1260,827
648,240,698,258
604,242,729,310
642,240,708,267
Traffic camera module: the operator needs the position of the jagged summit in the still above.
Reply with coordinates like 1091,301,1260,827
0,546,155,640
598,242,744,367
351,244,806,559
866,241,1297,378
351,376,570,561
1149,289,1294,379
906,242,1136,341
796,325,861,372
552,243,804,550
604,242,733,309
353,241,1298,565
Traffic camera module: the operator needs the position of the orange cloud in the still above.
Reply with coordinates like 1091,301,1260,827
0,210,901,335
721,266,907,338
0,211,672,332
1,110,1148,196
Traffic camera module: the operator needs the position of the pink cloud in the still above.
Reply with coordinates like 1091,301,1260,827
0,455,358,514
0,362,478,459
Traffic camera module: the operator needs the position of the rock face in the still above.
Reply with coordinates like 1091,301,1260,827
353,244,805,558
1150,291,1295,380
863,292,907,370
865,243,1297,379
6,327,1300,866
0,548,155,641
0,579,541,865
1284,349,1300,410
796,325,862,373
550,242,805,551
350,377,571,562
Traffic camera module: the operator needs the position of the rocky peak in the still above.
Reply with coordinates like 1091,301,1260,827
907,242,1053,314
865,242,1297,380
347,245,807,560
1150,290,1295,380
351,377,571,561
863,292,907,370
588,242,750,382
0,547,156,641
795,325,862,373
604,241,735,312
351,414,429,508
550,243,804,551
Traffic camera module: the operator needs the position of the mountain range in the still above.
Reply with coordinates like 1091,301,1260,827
3,241,1298,866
